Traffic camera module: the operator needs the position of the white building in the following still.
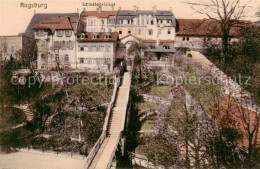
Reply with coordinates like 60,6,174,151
80,6,117,33
76,32,118,72
33,16,85,70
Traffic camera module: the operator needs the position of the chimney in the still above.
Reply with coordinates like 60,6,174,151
133,5,137,11
156,37,159,46
152,5,157,13
97,6,102,13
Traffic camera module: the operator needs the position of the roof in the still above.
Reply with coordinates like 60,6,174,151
116,10,176,26
77,32,118,42
24,13,79,38
33,16,79,34
209,96,260,152
81,11,118,19
176,19,250,37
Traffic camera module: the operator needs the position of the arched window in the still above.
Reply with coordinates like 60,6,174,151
64,54,69,62
92,33,99,39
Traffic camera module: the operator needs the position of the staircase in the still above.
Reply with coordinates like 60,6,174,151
14,105,34,121
88,72,131,169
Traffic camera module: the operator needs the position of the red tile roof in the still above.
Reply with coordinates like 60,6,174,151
142,40,174,44
81,11,118,19
77,32,118,42
176,19,250,37
209,96,260,152
33,16,78,33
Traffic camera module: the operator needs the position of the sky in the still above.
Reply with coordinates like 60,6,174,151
0,0,259,36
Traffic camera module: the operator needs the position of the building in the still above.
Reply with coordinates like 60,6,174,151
80,6,117,33
175,19,244,49
0,33,32,60
116,6,176,41
33,16,85,69
25,12,79,38
77,32,118,71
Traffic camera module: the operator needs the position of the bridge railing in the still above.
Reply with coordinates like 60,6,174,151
84,75,120,169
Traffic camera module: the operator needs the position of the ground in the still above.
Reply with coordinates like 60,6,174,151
0,151,85,169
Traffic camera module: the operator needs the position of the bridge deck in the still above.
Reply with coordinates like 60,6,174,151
89,72,131,169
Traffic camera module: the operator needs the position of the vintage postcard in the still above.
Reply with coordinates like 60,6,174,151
0,0,260,168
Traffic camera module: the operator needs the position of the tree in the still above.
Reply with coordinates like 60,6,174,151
127,41,147,82
186,0,251,62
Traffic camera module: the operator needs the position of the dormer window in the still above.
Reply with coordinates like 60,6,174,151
163,44,170,49
80,33,87,39
65,30,72,37
57,30,63,37
92,33,100,39
104,34,111,39
149,44,156,49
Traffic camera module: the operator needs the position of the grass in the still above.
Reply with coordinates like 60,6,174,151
168,67,178,76
138,102,158,115
147,86,171,98
140,115,156,131
183,72,222,111
0,107,27,129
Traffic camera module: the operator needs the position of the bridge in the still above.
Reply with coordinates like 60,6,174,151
85,72,132,169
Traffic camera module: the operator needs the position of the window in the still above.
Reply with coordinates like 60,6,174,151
41,54,45,62
183,37,185,41
96,58,100,65
119,31,122,34
147,19,149,25
80,46,84,51
161,20,163,23
137,19,140,25
67,41,74,49
187,37,190,41
167,20,170,23
87,58,92,64
65,30,72,37
104,34,111,39
79,58,84,63
105,46,110,52
57,30,63,37
54,41,60,49
142,18,144,25
151,20,154,25
128,30,131,34
148,29,153,35
101,20,104,25
104,58,110,65
64,55,69,62
39,30,44,36
163,45,170,49
138,29,142,35
81,33,87,39
88,46,92,52
55,54,59,62
92,34,99,39
149,44,156,49
96,45,101,51
168,29,171,34
128,20,130,24
61,41,66,49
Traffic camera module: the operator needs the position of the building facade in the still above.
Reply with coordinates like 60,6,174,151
116,6,176,41
33,16,85,70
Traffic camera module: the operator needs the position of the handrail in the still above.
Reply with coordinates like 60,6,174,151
103,76,119,131
84,131,106,168
84,75,120,169
106,133,122,169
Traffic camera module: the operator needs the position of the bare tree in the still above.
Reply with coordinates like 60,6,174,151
186,0,251,62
